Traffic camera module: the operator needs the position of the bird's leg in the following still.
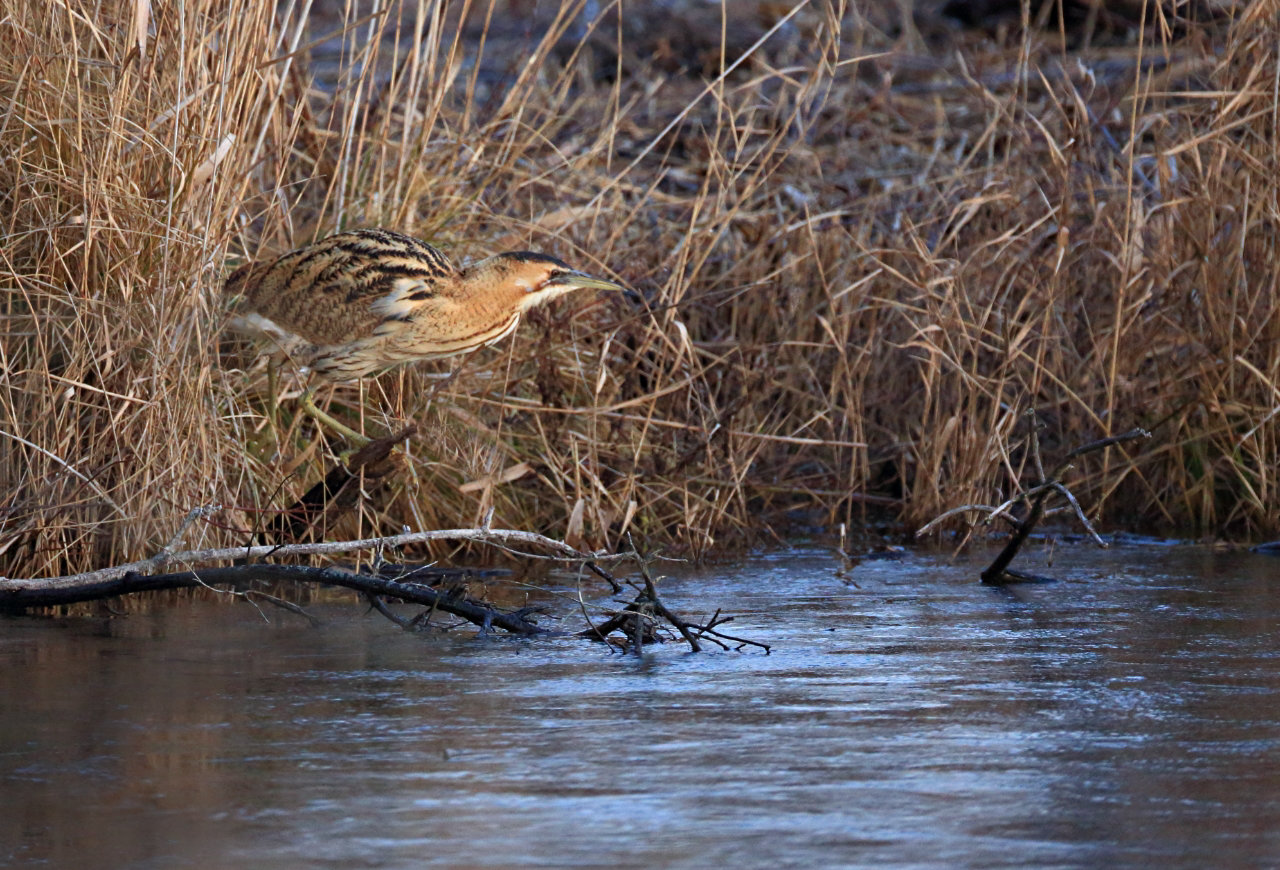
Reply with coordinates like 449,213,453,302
299,385,371,450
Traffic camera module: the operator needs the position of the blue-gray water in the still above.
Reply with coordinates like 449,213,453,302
2,543,1278,869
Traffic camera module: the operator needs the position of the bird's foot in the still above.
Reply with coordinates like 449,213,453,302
300,388,372,448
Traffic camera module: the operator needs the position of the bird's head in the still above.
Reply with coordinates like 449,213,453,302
465,251,625,312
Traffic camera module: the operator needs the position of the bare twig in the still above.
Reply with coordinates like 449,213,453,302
1063,429,1151,464
916,503,1017,537
244,589,322,627
584,559,624,594
364,590,413,630
1051,483,1106,546
150,505,224,569
689,613,771,654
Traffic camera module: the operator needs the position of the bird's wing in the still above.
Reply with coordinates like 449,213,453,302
227,229,455,348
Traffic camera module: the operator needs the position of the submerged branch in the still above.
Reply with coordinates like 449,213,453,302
916,424,1151,585
980,428,1150,585
0,562,550,635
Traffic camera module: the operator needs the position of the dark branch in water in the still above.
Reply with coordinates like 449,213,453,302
980,427,1150,585
0,563,552,636
363,590,414,630
584,559,624,594
916,422,1151,585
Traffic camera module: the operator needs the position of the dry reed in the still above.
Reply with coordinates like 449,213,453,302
2,0,1277,581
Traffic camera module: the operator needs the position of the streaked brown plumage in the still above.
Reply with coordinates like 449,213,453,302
225,228,623,444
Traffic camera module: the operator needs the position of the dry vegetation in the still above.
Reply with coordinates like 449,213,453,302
2,0,1278,580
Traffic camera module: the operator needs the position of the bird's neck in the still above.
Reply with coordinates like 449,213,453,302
455,275,580,316
517,283,581,313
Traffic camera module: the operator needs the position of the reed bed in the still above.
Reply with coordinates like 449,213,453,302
1,0,1277,580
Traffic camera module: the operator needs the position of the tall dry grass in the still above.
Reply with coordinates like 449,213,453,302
0,0,306,577
1,0,1277,581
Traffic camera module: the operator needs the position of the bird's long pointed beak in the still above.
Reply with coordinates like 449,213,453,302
556,271,628,293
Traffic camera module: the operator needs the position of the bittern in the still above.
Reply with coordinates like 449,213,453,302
225,228,623,447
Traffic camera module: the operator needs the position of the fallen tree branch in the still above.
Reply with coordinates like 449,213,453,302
0,562,552,635
980,427,1150,584
0,526,624,604
1,522,767,652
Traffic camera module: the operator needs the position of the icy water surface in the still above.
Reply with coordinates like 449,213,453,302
2,543,1279,868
